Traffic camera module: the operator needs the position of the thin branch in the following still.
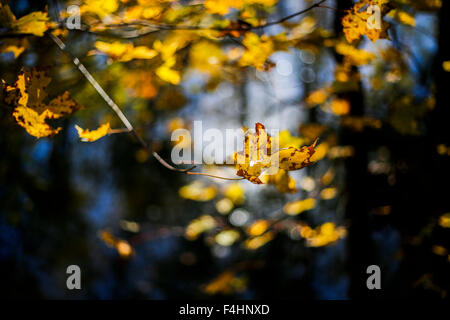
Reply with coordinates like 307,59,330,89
56,0,328,39
48,33,242,181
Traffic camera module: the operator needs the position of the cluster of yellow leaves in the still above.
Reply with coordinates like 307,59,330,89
203,0,278,15
0,3,52,37
99,230,134,258
4,69,81,138
342,0,391,43
239,33,275,71
152,34,193,84
75,123,111,142
297,222,347,247
234,123,320,184
93,41,158,62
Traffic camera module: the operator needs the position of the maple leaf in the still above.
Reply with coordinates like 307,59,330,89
4,69,81,138
234,123,273,184
342,0,391,43
75,122,111,142
234,123,319,184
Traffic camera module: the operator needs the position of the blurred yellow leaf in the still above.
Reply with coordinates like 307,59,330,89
335,42,375,66
224,183,245,204
93,41,158,62
244,231,274,250
246,220,269,237
99,230,134,258
320,187,337,200
179,181,217,202
304,222,347,247
239,33,275,71
342,0,391,43
185,215,217,240
306,89,328,106
75,122,111,142
283,198,316,216
215,229,240,246
438,213,450,228
215,198,234,215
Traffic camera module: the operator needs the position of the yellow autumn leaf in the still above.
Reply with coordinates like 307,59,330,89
0,3,51,36
93,41,158,62
234,123,273,184
13,11,51,36
335,42,376,65
239,33,275,71
75,122,111,142
156,57,181,84
4,69,81,138
303,222,347,247
283,198,316,216
244,231,274,250
342,0,391,43
276,138,319,171
234,124,320,184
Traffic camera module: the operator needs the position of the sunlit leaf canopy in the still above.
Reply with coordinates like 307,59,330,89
0,0,449,299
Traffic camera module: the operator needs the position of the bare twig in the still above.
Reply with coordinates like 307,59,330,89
48,33,243,181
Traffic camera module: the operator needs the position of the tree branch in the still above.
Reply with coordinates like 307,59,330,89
48,33,243,181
